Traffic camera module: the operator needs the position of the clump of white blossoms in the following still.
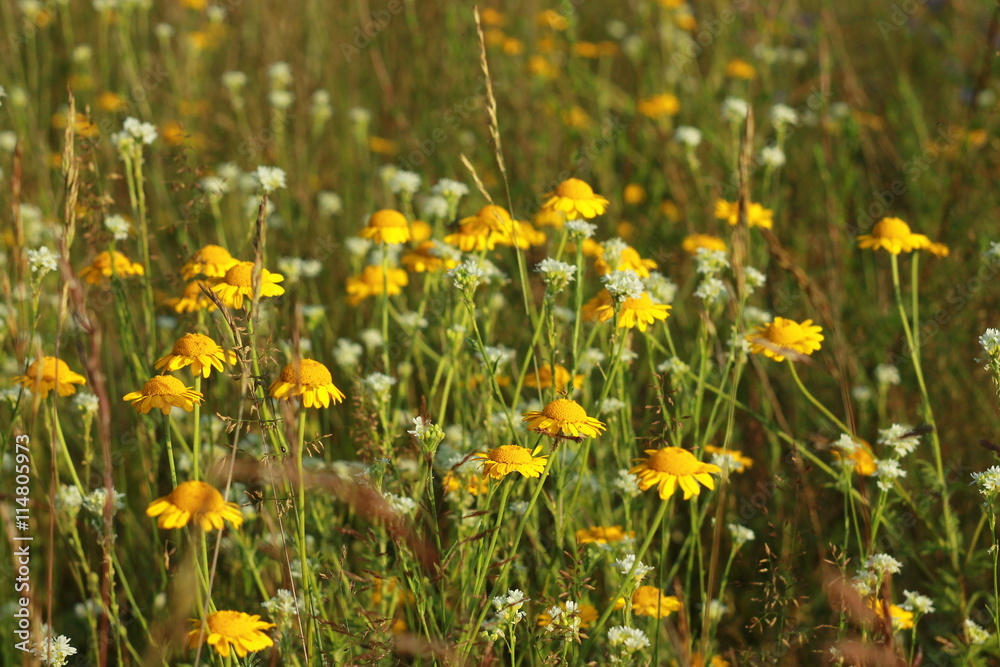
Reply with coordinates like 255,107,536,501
55,485,83,518
979,328,1000,392
608,626,650,663
332,338,363,369
901,590,935,615
878,424,920,458
82,488,125,517
254,166,286,193
602,269,645,301
742,267,767,294
536,258,577,294
694,276,728,306
27,246,59,276
482,589,527,641
31,633,77,667
865,553,902,578
721,96,749,123
384,492,417,516
72,392,100,414
694,247,730,276
317,191,343,217
674,125,702,148
657,357,690,377
104,214,131,241
971,465,1000,499
541,601,584,639
565,219,597,240
874,363,901,386
389,170,421,196
448,259,486,294
261,589,299,632
644,271,677,304
432,178,469,200
759,145,786,168
362,372,396,399
874,459,906,492
614,554,654,582
728,523,755,547
770,103,799,130
112,117,157,154
966,619,992,645
421,195,449,220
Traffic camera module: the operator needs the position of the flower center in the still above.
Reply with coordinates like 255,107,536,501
765,318,804,346
196,244,233,264
542,398,587,422
872,217,912,239
172,333,215,356
206,610,250,637
223,262,254,287
478,205,512,227
170,480,220,512
369,209,408,229
489,445,533,464
35,357,66,381
279,359,332,386
142,375,187,396
646,448,701,475
556,178,595,199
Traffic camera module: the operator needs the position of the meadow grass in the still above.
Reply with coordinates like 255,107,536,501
2,1,1000,665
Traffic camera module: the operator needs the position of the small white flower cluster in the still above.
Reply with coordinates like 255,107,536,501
613,469,641,498
865,553,903,578
900,589,935,615
536,258,577,293
971,465,1000,499
711,448,747,475
112,117,157,155
728,523,755,547
983,242,1000,265
200,176,229,200
317,191,343,217
981,327,1000,359
965,618,991,645
608,625,650,663
656,357,690,377
770,103,799,130
389,170,421,196
261,589,299,631
482,589,527,641
55,485,84,516
874,459,906,492
332,338,363,369
542,601,584,639
721,96,749,123
578,348,605,372
759,145,786,168
104,214,131,241
421,195,449,219
254,166,287,193
565,219,597,239
31,632,77,667
362,372,397,398
82,487,125,517
384,492,417,516
694,248,730,276
675,125,702,148
72,392,100,414
743,267,767,294
481,345,515,367
27,246,59,275
694,276,728,306
614,554,653,582
602,269,645,301
644,271,677,304
448,259,487,293
878,424,920,458
276,257,322,284
874,363,901,386
432,178,469,200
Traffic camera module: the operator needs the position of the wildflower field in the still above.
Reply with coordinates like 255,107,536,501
3,0,1000,664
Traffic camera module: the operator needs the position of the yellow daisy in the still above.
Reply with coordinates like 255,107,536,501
472,444,548,480
714,199,774,229
346,265,409,305
154,333,237,378
725,58,757,80
682,233,727,254
869,599,915,631
410,219,433,242
537,602,599,628
78,250,145,284
746,317,824,362
164,281,218,314
401,242,459,273
617,293,671,332
576,525,635,545
593,244,658,277
632,586,682,618
831,438,877,476
187,610,275,658
856,217,932,254
442,471,490,497
542,178,609,220
211,261,285,309
637,93,680,119
147,480,244,531
181,244,239,279
523,364,583,392
13,356,87,398
522,398,606,439
360,209,411,245
268,358,345,408
534,208,566,229
629,447,722,500
582,289,615,323
123,375,204,415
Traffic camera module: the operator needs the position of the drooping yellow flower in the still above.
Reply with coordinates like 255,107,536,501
445,205,539,251
522,399,606,439
123,375,204,415
542,178,609,219
360,209,411,245
268,358,345,408
632,586,683,618
13,356,87,398
182,244,240,279
638,93,680,119
472,444,548,480
154,333,237,378
534,207,566,229
346,265,409,305
703,445,754,473
147,480,244,531
187,610,274,658
576,525,635,545
714,199,773,229
682,234,728,254
629,447,722,500
582,289,615,323
856,217,932,254
401,242,459,273
211,261,285,309
616,293,671,332
537,602,599,628
78,250,145,284
593,244,658,277
164,281,218,314
746,317,824,362
523,364,583,392
725,58,757,80
926,242,949,257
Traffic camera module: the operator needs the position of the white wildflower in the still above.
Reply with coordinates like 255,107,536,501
254,166,286,193
602,269,645,301
675,125,702,148
874,459,907,492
